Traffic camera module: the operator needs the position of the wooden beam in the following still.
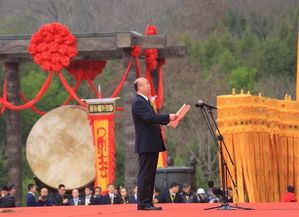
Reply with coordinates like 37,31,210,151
0,45,186,62
0,31,167,59
158,46,187,58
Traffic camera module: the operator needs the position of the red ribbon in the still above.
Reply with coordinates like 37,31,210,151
110,56,134,98
0,74,7,114
58,72,87,107
0,72,54,110
20,93,46,115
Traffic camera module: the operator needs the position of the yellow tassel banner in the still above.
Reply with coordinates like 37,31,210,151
217,92,299,202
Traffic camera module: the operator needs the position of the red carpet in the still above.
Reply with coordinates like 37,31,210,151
1,203,299,217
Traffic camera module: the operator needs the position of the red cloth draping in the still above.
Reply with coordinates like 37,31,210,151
0,74,7,114
66,61,106,81
20,93,46,115
110,57,133,98
19,79,83,116
144,25,165,110
110,45,142,97
0,71,54,110
57,72,87,107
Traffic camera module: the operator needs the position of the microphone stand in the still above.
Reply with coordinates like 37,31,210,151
196,104,252,210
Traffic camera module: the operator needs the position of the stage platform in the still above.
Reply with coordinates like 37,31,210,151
1,203,299,217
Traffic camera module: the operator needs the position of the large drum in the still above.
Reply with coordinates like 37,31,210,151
26,105,95,190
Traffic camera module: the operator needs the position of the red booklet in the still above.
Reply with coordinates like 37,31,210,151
167,104,190,128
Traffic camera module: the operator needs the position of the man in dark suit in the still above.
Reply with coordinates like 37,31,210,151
91,186,105,205
158,182,182,203
128,186,138,204
0,185,9,208
69,189,83,206
81,186,94,205
37,187,53,206
132,78,178,210
6,184,16,208
53,184,69,206
26,184,38,207
102,184,122,205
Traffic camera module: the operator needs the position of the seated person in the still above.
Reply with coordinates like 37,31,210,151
120,187,129,204
103,184,122,204
6,184,16,208
152,188,160,204
38,187,53,206
180,183,198,203
158,183,182,203
281,186,297,202
91,186,105,205
26,184,38,207
69,189,83,206
197,188,209,203
209,188,222,203
207,181,215,198
128,186,138,204
0,185,9,208
81,186,94,205
227,187,233,202
53,184,69,206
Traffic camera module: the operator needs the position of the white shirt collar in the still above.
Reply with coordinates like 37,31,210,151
109,193,114,198
28,192,35,196
137,93,149,101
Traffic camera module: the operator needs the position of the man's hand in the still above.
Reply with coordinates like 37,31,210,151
169,114,178,121
63,198,68,204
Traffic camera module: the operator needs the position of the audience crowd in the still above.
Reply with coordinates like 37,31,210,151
0,180,297,208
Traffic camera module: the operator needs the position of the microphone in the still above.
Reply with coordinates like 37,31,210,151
195,100,217,110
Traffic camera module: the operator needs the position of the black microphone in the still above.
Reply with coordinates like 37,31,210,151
195,100,217,110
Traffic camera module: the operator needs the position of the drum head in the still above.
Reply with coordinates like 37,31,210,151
26,105,95,190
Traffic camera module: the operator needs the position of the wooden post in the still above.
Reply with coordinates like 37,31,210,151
5,62,22,206
122,50,138,192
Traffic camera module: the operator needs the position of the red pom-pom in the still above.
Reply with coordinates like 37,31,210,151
28,23,78,72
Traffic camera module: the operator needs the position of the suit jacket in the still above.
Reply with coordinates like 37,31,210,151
37,197,53,206
128,195,137,204
131,94,170,153
158,190,182,203
68,197,83,206
6,194,16,207
81,196,94,205
180,191,198,203
103,194,122,204
52,193,69,206
91,195,105,205
26,193,38,207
